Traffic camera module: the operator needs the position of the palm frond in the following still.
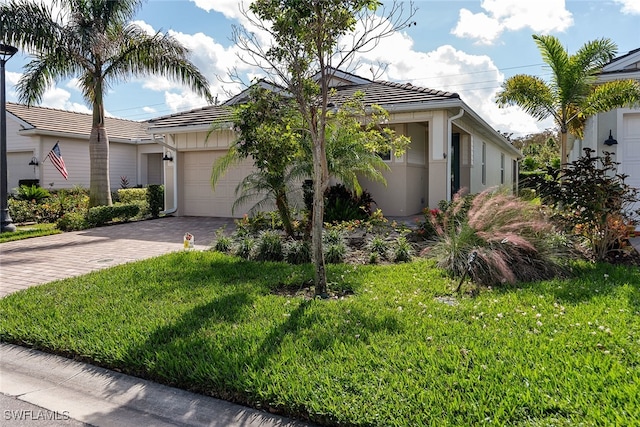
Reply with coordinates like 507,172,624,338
496,74,557,122
211,146,241,188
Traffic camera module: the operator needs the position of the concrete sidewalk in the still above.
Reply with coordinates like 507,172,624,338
1,343,311,427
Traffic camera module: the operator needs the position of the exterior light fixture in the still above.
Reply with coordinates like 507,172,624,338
162,152,174,161
28,157,39,166
1,43,19,233
604,130,618,146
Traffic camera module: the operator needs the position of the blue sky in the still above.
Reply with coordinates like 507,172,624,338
4,0,640,137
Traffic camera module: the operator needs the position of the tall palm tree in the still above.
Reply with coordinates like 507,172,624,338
0,0,213,206
496,35,640,166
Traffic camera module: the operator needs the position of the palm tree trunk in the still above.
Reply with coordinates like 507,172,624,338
89,126,112,207
89,92,112,207
560,129,568,168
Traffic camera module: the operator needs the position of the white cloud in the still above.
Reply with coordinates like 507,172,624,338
452,0,573,45
40,87,91,114
614,0,640,14
131,20,156,35
353,29,547,136
164,90,209,113
451,9,502,45
65,78,82,91
190,0,246,20
143,106,157,114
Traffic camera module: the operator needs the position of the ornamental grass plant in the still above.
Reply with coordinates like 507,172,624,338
425,189,570,285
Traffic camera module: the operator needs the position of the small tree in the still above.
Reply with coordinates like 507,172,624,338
211,86,304,237
235,0,415,295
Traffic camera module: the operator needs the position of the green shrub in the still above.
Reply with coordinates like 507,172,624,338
537,149,640,262
234,236,255,260
87,204,140,226
36,190,89,223
212,229,233,253
426,189,568,285
234,211,282,235
147,185,164,218
17,185,50,202
284,239,312,264
323,228,348,263
324,242,347,264
117,188,146,204
367,235,389,260
57,212,89,231
8,199,38,223
324,184,374,223
255,230,284,261
392,236,413,263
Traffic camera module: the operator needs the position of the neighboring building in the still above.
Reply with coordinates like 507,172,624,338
148,69,521,218
571,48,640,223
5,103,162,193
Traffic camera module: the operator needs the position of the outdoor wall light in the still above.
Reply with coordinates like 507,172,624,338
604,130,618,146
28,157,39,166
162,152,174,161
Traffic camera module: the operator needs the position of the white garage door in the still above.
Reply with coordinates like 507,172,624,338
8,151,37,193
620,113,640,225
181,150,253,217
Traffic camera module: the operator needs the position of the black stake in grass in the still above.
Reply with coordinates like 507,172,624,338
455,250,477,293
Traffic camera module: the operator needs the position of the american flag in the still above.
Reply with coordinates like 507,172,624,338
47,142,69,180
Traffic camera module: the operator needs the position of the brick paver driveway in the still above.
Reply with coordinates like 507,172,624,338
0,217,235,297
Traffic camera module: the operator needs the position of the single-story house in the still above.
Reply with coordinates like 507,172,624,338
570,48,640,222
148,69,521,218
5,102,163,193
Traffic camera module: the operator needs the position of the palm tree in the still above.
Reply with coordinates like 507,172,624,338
496,35,640,166
0,0,213,206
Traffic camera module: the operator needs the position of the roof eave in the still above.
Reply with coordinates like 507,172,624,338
147,120,234,134
18,128,152,143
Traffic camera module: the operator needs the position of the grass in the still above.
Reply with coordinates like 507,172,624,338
0,252,639,426
0,223,60,243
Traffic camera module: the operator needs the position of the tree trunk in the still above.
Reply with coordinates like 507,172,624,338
560,128,568,168
89,126,112,207
311,134,328,297
89,91,112,207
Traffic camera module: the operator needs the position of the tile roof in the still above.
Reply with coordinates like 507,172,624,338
330,81,459,107
146,80,459,131
147,105,233,130
6,103,150,141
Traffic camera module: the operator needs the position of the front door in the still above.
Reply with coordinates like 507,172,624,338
451,133,460,197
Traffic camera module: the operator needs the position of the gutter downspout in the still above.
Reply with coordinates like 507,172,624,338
447,108,464,201
152,133,178,215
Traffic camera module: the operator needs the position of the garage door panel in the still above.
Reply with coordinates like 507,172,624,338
181,151,252,217
621,113,640,226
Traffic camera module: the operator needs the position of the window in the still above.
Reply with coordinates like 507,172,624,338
500,153,505,184
481,142,486,185
378,150,391,161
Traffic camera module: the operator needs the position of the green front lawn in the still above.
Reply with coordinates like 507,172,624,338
1,252,639,426
0,223,60,243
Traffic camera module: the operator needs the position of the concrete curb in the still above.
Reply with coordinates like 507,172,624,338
1,343,310,427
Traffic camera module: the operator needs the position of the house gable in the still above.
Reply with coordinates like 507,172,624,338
599,48,640,83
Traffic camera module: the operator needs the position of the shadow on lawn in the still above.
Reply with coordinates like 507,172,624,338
503,262,640,310
124,260,403,420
